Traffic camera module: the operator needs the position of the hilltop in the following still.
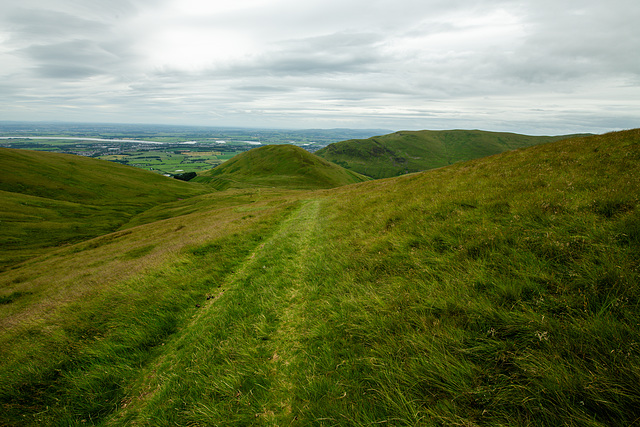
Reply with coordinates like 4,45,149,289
195,144,370,190
1,130,639,426
316,129,585,178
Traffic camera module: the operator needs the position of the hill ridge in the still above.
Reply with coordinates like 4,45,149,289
316,128,587,178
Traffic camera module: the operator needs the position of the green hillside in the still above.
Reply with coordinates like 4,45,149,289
316,129,585,178
195,144,370,190
0,148,207,269
1,130,639,426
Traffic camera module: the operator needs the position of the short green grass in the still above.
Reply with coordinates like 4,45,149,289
104,199,325,425
1,130,639,426
121,187,304,229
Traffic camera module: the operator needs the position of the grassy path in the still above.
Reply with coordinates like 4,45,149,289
106,199,326,425
254,199,322,421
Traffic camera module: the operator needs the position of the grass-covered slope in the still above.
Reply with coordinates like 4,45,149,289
300,129,640,426
0,148,207,269
194,144,370,190
316,129,585,178
1,130,639,426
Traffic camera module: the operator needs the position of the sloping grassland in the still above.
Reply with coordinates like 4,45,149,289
0,148,207,269
316,129,585,178
1,130,639,426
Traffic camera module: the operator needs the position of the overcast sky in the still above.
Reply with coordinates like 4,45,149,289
1,0,639,134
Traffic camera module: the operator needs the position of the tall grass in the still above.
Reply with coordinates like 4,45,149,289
295,130,640,425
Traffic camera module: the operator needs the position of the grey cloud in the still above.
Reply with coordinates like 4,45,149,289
259,53,376,75
20,40,123,79
510,0,640,80
32,64,104,79
215,32,385,78
7,8,109,42
3,3,140,82
233,85,294,93
397,0,640,92
23,40,116,64
278,32,384,51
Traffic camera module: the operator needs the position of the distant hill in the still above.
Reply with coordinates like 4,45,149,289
316,129,587,178
0,148,206,269
195,144,370,190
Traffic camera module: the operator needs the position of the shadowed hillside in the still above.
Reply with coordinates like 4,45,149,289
1,130,639,426
316,129,586,178
0,148,207,269
194,144,370,190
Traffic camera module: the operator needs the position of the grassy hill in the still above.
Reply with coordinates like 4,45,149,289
316,129,586,178
0,148,207,269
1,130,639,426
194,144,370,190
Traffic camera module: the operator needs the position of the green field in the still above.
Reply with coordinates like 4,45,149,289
1,130,639,426
98,149,240,174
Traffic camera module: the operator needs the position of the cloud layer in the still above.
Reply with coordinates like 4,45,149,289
1,0,639,134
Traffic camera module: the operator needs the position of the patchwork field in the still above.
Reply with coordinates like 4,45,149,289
98,150,240,174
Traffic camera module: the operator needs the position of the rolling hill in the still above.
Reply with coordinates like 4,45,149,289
0,148,208,269
1,130,639,426
195,144,370,189
316,129,586,178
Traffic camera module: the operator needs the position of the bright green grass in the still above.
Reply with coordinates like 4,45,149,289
316,129,586,178
0,189,136,267
1,130,639,426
